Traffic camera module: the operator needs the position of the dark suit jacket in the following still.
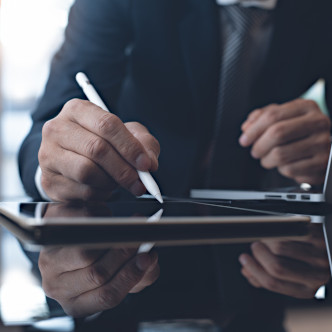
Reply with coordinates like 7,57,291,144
19,0,332,199
17,1,332,330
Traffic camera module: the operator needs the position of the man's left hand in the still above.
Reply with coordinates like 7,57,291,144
239,225,331,299
239,99,331,185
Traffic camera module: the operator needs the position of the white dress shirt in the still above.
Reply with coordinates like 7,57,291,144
216,0,277,9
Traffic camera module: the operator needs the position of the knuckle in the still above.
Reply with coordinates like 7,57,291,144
42,282,56,299
263,277,279,291
97,113,122,137
264,108,279,123
263,103,279,113
116,167,137,187
269,124,285,142
63,98,83,113
304,99,319,110
116,248,135,261
267,259,286,278
76,160,94,184
272,147,287,165
260,158,272,169
278,165,293,178
81,186,98,201
86,264,111,288
42,120,58,139
98,285,123,309
38,147,49,164
85,137,108,161
315,114,331,131
270,242,287,256
117,265,142,286
118,140,142,160
40,172,53,193
38,254,49,275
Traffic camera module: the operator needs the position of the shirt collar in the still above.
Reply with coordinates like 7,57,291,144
216,0,277,9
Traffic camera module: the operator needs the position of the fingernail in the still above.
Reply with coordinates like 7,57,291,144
130,180,146,196
136,153,151,170
251,242,260,250
135,254,151,271
239,134,248,146
239,254,248,265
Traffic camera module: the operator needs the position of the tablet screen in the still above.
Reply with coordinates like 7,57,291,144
0,199,310,246
19,199,284,221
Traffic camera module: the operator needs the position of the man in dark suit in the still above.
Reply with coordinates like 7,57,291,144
18,0,332,330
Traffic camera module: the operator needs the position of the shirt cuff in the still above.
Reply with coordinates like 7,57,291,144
35,166,52,201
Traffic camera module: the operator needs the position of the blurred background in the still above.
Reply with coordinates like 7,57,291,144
0,0,74,200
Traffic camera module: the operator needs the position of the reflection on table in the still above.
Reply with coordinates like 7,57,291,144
0,200,330,332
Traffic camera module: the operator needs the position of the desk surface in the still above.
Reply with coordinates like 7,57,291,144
0,199,331,332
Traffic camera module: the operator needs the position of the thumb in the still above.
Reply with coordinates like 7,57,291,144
125,122,160,171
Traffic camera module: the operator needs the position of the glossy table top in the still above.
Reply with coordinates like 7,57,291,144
0,199,331,332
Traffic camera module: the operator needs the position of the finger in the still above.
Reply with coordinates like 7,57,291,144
60,99,152,171
62,253,155,317
250,242,330,288
129,251,160,293
239,101,308,147
309,224,330,249
259,133,330,169
39,144,116,188
261,240,330,269
39,247,107,277
239,253,317,299
125,122,160,172
40,169,115,201
43,118,146,195
241,108,264,131
250,114,329,160
278,156,328,185
44,248,137,301
240,264,262,288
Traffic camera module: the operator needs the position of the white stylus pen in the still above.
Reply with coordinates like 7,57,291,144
76,72,163,204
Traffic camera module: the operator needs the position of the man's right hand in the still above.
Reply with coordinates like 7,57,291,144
39,246,159,318
38,99,160,201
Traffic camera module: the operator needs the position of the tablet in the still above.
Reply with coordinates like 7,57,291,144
0,199,310,247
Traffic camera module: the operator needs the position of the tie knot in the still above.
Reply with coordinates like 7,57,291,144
222,5,271,32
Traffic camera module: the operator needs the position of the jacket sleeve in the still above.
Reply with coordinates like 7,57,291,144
325,70,332,121
18,0,133,198
322,9,332,120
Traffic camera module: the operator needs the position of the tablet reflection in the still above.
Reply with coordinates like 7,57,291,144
35,224,330,323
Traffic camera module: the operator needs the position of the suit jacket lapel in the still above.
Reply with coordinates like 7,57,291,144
178,0,220,120
251,0,317,108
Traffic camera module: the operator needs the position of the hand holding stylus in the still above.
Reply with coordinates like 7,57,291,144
38,75,161,202
39,246,159,317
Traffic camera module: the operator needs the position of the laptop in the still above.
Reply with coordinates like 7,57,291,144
191,145,332,204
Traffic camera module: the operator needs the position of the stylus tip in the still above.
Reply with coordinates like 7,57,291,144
155,193,164,204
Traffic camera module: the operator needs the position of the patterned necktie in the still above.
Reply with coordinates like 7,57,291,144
205,5,272,188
